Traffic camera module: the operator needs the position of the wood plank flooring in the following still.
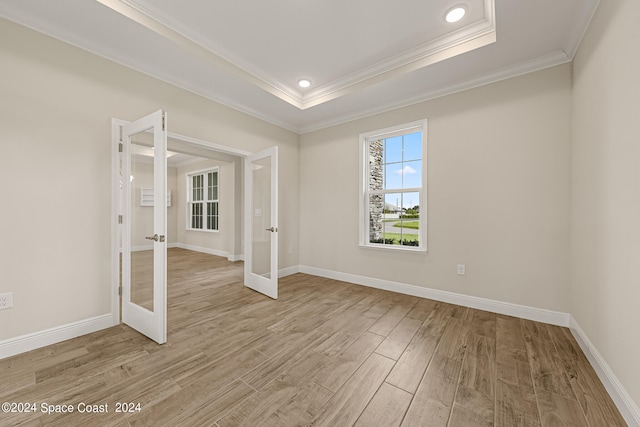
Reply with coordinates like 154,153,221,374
0,248,627,426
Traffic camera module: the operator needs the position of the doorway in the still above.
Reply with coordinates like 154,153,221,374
111,112,279,344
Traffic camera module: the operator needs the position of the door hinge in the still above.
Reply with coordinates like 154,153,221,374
118,215,123,224
118,142,123,153
162,113,166,131
118,287,122,296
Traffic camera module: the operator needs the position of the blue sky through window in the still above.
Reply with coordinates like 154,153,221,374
382,131,422,209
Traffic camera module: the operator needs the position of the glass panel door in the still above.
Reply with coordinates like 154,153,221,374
244,147,278,299
122,110,167,344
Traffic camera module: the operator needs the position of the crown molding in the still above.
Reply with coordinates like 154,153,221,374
106,0,497,111
299,50,571,134
563,0,600,59
1,0,590,135
299,0,496,109
96,0,305,108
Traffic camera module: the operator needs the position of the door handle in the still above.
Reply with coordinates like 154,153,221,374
265,227,278,232
145,234,159,241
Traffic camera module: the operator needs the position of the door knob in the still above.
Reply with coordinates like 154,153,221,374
265,227,278,232
145,234,159,241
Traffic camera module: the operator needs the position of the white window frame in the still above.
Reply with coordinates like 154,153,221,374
186,167,219,232
359,119,427,252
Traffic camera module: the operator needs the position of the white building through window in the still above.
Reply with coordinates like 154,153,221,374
187,168,219,231
359,120,427,251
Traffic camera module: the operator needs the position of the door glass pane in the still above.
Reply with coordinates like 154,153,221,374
130,131,154,312
251,157,271,279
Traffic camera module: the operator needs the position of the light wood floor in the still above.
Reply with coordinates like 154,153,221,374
1,248,627,426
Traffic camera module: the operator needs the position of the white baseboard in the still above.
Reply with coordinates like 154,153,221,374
123,244,241,260
175,243,239,262
130,243,178,252
0,314,115,360
279,265,300,278
296,265,639,424
570,317,640,427
298,265,570,327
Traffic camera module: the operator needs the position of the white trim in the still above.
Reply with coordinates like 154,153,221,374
130,243,178,252
294,266,637,423
0,315,115,360
1,0,588,135
184,166,221,177
359,119,428,252
95,0,303,108
298,265,570,327
186,167,220,232
570,317,640,427
176,242,228,258
175,243,239,262
167,132,250,158
278,265,300,278
563,0,600,59
98,0,496,110
299,10,496,109
299,50,571,134
111,118,125,327
293,265,640,422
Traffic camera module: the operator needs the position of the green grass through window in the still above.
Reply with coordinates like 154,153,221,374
392,221,420,229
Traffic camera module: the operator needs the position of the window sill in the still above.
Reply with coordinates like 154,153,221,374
359,243,427,253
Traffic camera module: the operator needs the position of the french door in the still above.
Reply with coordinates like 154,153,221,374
121,110,168,344
244,147,279,299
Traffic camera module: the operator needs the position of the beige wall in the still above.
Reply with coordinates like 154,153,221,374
0,18,299,341
2,5,638,413
571,0,640,407
300,64,573,313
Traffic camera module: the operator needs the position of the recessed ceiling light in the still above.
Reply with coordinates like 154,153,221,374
298,79,311,89
445,6,466,23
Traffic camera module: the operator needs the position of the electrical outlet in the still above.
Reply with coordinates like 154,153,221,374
456,264,466,276
0,292,13,309
288,246,293,255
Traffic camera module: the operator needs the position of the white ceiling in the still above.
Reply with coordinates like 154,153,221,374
0,0,599,133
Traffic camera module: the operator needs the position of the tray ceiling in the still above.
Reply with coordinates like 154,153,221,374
0,0,599,133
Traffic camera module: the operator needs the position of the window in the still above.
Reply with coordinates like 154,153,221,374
187,169,219,231
359,120,426,251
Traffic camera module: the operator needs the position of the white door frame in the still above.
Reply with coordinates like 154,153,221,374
110,121,251,327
